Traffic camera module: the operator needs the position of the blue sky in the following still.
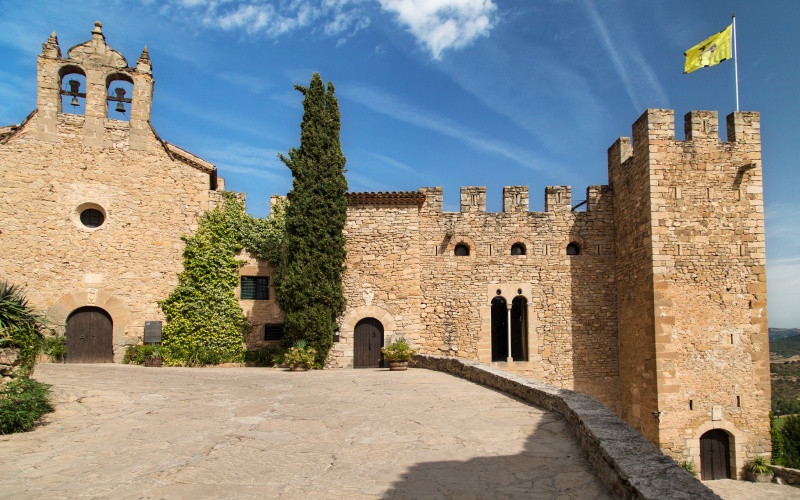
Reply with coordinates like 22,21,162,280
0,0,798,327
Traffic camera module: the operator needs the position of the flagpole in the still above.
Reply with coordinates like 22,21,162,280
732,12,740,111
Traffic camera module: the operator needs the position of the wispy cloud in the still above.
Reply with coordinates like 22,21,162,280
156,0,371,42
580,0,668,111
378,0,496,59
339,83,549,172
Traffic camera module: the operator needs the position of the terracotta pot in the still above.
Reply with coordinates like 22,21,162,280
388,361,408,371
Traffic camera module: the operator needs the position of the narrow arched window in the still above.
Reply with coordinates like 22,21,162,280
566,242,580,255
511,243,526,255
454,243,470,256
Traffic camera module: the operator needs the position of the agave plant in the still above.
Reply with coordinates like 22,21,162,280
0,282,46,375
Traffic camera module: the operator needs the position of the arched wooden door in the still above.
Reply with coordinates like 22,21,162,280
700,429,732,480
66,307,113,363
353,318,384,368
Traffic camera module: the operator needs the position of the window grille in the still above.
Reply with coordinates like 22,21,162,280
263,324,285,341
241,276,269,300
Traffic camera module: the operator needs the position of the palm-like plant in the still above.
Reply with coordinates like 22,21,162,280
0,282,45,375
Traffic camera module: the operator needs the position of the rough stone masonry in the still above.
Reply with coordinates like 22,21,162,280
0,22,769,479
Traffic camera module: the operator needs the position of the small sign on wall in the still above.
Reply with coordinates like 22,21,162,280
144,321,162,344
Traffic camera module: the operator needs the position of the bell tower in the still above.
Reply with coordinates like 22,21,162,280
35,21,153,150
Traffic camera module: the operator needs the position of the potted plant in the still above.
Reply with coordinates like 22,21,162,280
744,456,773,482
143,345,163,367
283,340,316,371
381,338,416,371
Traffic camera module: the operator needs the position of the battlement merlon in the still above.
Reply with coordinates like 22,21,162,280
607,109,761,182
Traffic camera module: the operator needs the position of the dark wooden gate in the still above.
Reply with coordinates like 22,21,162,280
66,307,113,363
700,429,731,480
353,317,383,368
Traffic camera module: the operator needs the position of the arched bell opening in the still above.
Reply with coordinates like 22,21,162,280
106,73,133,120
59,65,87,115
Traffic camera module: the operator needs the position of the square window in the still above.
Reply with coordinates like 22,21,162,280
241,276,269,300
263,324,285,341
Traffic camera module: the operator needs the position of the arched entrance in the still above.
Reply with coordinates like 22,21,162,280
491,296,508,361
511,296,528,361
354,317,383,368
700,429,732,480
66,307,113,363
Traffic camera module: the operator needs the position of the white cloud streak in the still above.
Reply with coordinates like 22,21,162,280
340,83,549,172
580,0,668,111
378,0,496,59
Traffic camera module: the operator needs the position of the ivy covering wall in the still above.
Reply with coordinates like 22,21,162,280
159,192,285,364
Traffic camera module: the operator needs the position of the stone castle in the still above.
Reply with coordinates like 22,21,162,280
0,24,770,479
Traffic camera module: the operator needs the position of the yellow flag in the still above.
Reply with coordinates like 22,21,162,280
684,24,732,74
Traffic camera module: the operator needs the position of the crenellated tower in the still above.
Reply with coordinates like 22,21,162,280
609,108,770,477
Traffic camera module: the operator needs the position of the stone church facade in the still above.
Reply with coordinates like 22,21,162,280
0,24,770,478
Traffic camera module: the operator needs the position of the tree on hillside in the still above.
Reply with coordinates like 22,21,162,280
278,73,348,365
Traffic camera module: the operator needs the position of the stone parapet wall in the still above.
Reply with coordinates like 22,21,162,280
771,465,800,486
412,354,719,500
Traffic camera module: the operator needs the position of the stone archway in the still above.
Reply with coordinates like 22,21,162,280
353,318,384,368
47,290,131,362
700,429,732,480
337,305,397,369
65,306,113,363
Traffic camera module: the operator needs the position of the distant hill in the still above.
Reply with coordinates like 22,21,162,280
771,333,800,358
770,328,800,341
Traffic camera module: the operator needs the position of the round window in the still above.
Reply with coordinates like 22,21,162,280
80,208,105,228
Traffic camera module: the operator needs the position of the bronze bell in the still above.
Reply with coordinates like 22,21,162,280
113,87,127,113
70,96,79,107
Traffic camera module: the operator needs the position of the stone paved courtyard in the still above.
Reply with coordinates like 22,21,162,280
1,364,610,499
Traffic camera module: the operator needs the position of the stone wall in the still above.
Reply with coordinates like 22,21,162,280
412,355,719,500
0,25,219,361
237,250,284,349
609,109,771,474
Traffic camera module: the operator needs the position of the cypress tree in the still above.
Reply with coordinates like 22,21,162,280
278,73,348,365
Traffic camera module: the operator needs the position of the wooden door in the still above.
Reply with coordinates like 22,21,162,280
353,318,383,368
66,307,113,363
700,429,731,480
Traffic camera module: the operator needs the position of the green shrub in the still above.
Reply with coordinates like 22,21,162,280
41,335,66,362
775,414,800,468
281,340,317,370
244,346,281,367
0,282,46,376
122,344,159,365
677,460,697,475
381,338,416,362
0,377,54,434
745,455,771,474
